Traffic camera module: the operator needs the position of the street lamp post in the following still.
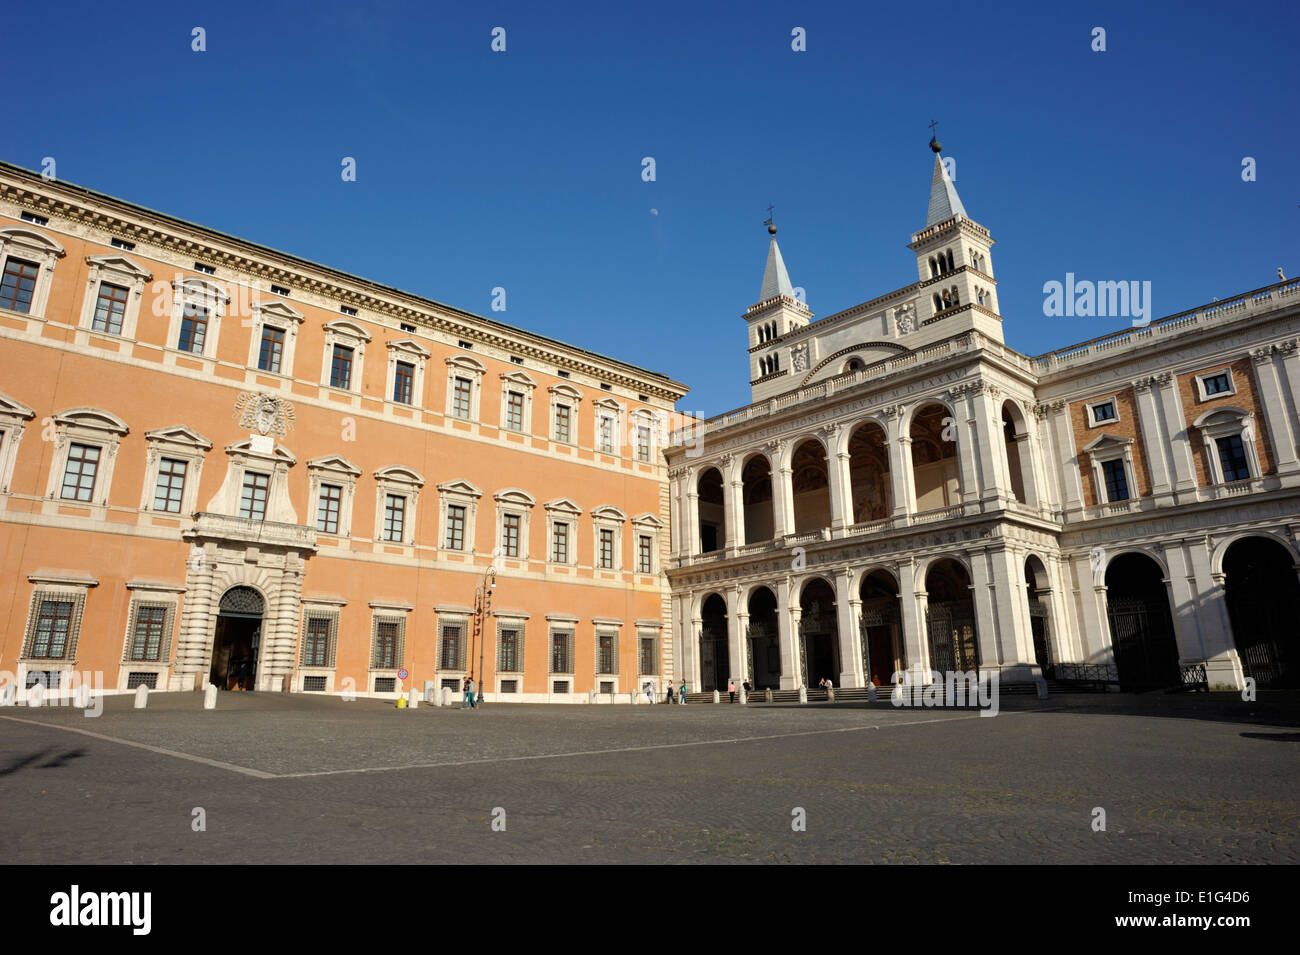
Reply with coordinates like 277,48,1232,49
472,565,497,705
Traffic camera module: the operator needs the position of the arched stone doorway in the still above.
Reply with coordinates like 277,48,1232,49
1105,553,1179,690
1002,401,1033,505
697,468,725,553
1025,556,1054,677
699,593,729,692
799,578,839,688
741,455,775,544
746,587,781,689
211,586,264,691
791,440,831,533
925,559,978,673
859,569,903,685
1224,536,1300,688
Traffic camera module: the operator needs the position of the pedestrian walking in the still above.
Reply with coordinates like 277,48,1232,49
666,680,675,704
728,679,736,703
679,681,688,705
463,676,475,709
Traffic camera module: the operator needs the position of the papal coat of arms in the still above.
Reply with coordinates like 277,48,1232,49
233,392,296,437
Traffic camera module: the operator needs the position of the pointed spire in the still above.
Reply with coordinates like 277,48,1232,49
926,135,966,227
759,220,795,301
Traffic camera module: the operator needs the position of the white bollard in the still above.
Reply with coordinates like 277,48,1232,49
407,688,419,709
588,688,597,704
798,686,807,704
739,687,747,705
891,682,905,705
0,682,15,706
441,686,453,707
1036,676,1049,700
134,684,148,709
204,684,217,709
712,690,720,704
868,683,877,703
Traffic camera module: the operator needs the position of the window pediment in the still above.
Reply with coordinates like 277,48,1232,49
374,465,425,487
307,454,362,476
53,407,128,436
323,319,371,342
0,391,35,420
1082,433,1130,455
144,425,212,451
0,226,65,257
501,370,538,388
254,299,305,324
387,338,431,358
592,505,627,522
1193,406,1249,429
176,276,230,304
593,396,622,412
548,383,582,401
85,254,152,281
494,488,536,507
631,512,664,528
438,479,482,498
226,438,296,464
447,353,487,374
544,497,583,515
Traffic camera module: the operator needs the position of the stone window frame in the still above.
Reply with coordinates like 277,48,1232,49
591,505,627,571
19,573,97,679
42,408,129,511
494,610,530,679
636,621,664,676
1193,406,1262,485
298,596,345,692
494,488,536,560
593,618,623,676
78,254,153,339
320,319,372,394
139,425,211,516
384,338,431,407
546,615,578,677
117,580,185,689
435,605,473,679
593,397,622,455
544,497,582,566
548,383,582,445
0,226,65,320
204,438,298,524
306,455,362,538
1082,434,1139,505
0,391,35,495
498,370,537,433
445,354,486,421
630,409,656,462
367,601,411,687
631,512,663,575
1085,397,1121,428
372,466,424,546
436,479,482,553
166,276,229,360
1193,367,1237,402
244,299,305,376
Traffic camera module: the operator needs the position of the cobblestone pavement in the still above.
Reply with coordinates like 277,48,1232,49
1,692,1296,864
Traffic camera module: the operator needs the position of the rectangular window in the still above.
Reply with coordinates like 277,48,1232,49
383,494,406,542
0,257,39,313
393,361,414,404
60,443,100,502
330,345,353,389
445,504,465,550
598,416,615,454
636,425,651,462
1101,459,1129,502
452,376,472,418
598,631,616,674
440,625,463,670
1203,372,1232,396
499,628,520,672
303,616,331,668
152,458,187,513
598,527,615,569
554,404,571,443
316,484,342,534
31,600,74,659
129,605,168,662
502,513,520,557
637,534,652,574
239,471,270,521
374,620,399,669
1216,435,1251,482
1090,401,1117,425
178,302,208,353
550,631,572,674
551,522,568,563
505,391,524,431
92,282,129,335
640,636,657,675
258,325,285,373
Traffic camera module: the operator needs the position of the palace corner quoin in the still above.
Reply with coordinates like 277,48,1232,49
1,140,1298,706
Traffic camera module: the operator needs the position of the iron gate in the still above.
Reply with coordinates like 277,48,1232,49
1107,595,1180,690
926,601,979,673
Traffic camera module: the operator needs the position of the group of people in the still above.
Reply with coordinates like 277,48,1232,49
461,676,480,709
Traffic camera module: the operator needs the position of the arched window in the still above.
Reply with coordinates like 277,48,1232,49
929,257,938,278
950,286,960,306
942,290,952,308
946,250,955,272
933,293,943,311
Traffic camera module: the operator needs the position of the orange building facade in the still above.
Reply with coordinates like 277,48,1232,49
0,161,689,703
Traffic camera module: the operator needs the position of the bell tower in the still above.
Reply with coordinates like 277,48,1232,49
745,216,812,401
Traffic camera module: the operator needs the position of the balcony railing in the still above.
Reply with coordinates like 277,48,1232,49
188,512,318,550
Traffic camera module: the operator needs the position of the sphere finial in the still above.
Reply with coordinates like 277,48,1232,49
928,119,942,153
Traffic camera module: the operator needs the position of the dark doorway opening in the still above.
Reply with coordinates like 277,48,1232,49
746,587,781,690
1224,537,1300,688
1105,553,1179,691
699,593,729,692
799,578,839,687
211,586,264,691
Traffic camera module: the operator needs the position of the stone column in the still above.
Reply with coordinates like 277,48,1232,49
1072,552,1114,665
727,586,746,685
949,387,981,510
897,559,930,678
684,613,702,693
985,546,1039,682
1275,339,1300,462
835,569,864,687
777,463,795,539
829,446,853,530
968,383,1009,505
888,417,914,523
685,488,701,557
775,577,797,689
1131,377,1174,505
1031,404,1061,514
1044,555,1082,664
1252,346,1300,477
1164,539,1244,691
967,549,1003,677
1152,372,1199,503
1049,401,1085,518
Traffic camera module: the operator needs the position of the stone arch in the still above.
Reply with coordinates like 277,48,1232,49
910,402,962,513
740,452,775,544
858,566,904,685
696,466,725,553
1001,399,1033,505
1104,551,1180,690
1210,529,1300,577
1221,535,1300,688
699,592,730,693
847,420,891,523
798,576,839,689
924,558,979,672
790,438,831,533
745,585,781,690
799,340,909,387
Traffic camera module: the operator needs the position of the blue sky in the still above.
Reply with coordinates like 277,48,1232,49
7,0,1298,416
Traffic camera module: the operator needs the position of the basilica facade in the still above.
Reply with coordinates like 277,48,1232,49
665,141,1300,695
